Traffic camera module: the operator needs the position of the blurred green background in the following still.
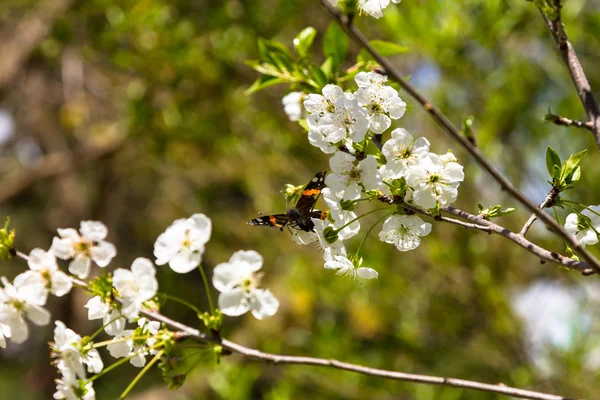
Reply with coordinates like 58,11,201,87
0,0,599,399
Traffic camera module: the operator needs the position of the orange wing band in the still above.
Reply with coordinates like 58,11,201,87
302,189,321,196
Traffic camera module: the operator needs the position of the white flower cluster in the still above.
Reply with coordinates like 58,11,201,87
564,205,600,247
327,0,402,19
303,75,406,153
288,72,465,276
153,214,279,319
51,321,101,400
0,214,279,399
0,248,71,348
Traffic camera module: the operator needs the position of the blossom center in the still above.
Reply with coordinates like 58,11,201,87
74,239,93,256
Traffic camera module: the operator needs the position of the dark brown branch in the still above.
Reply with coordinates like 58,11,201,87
539,10,600,148
378,196,590,273
0,139,124,204
321,0,600,274
0,0,77,92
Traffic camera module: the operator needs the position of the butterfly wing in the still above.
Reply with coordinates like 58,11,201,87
247,214,289,230
295,171,327,213
308,210,328,221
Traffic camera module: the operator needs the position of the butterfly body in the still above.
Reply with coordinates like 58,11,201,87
247,172,327,232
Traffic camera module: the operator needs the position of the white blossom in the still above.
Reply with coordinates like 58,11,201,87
51,321,103,380
0,275,50,345
379,214,432,251
406,153,464,209
112,258,158,320
282,91,304,121
24,249,72,298
355,84,406,134
317,94,370,143
326,152,382,200
564,206,600,247
84,296,125,336
107,318,161,368
324,255,378,280
307,128,338,154
359,0,402,19
439,151,458,166
154,214,212,273
355,71,388,88
322,188,360,240
312,218,347,262
382,128,430,178
303,84,343,115
51,221,116,279
212,250,279,319
53,375,95,400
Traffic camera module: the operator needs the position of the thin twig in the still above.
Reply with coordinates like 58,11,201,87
546,113,593,131
519,188,560,236
539,9,600,148
13,252,572,399
321,0,600,274
379,197,590,273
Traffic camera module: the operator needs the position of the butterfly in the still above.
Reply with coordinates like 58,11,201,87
247,171,327,232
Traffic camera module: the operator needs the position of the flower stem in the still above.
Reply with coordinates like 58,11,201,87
89,314,125,341
120,349,165,399
354,211,396,257
562,200,600,218
88,354,135,382
160,293,202,315
198,264,215,315
93,335,151,348
335,207,390,232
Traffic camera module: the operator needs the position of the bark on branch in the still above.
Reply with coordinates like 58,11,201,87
539,9,600,148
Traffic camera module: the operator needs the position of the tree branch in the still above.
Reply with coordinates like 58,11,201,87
539,9,600,148
321,0,600,274
9,252,571,400
519,188,560,236
378,196,591,274
0,139,124,204
146,304,572,400
545,113,594,131
0,0,77,92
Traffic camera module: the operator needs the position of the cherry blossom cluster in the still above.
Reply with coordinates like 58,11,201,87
326,0,402,19
0,214,279,399
285,71,464,278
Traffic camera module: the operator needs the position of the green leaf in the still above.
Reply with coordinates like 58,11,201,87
552,164,562,180
294,27,317,57
569,166,581,183
245,75,286,95
257,38,294,72
323,22,348,71
545,146,561,177
368,40,409,56
562,149,586,184
321,57,334,79
309,64,328,88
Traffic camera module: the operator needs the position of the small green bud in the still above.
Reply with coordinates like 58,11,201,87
0,217,16,261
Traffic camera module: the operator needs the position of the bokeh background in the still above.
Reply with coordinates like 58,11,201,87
0,0,599,399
